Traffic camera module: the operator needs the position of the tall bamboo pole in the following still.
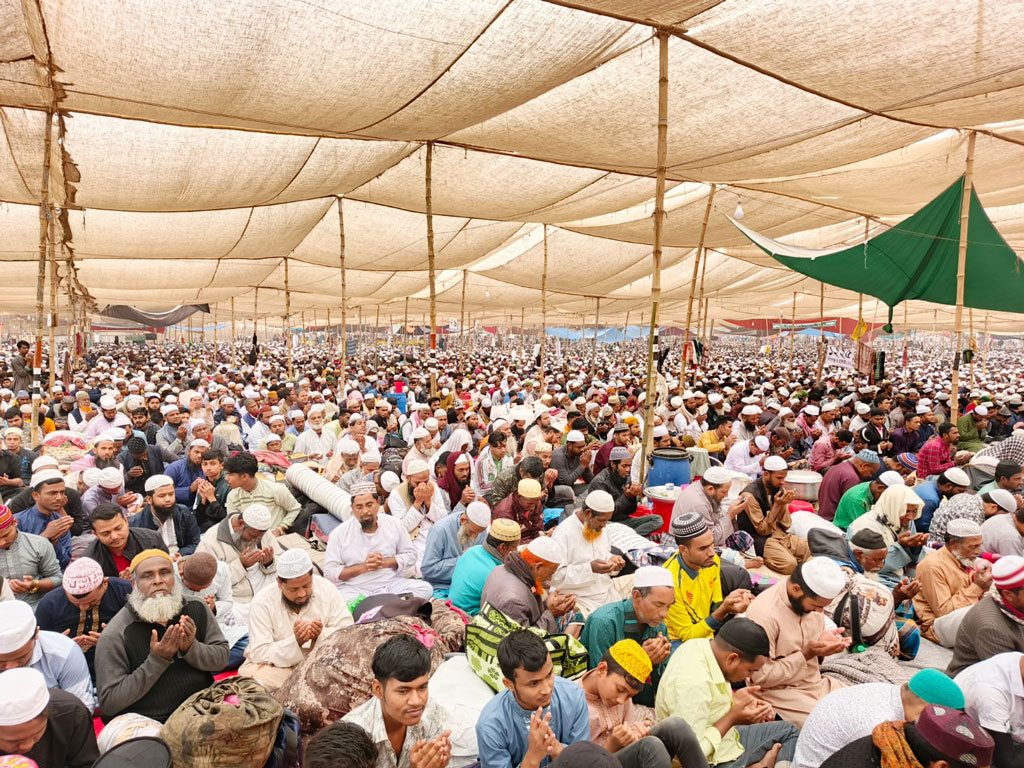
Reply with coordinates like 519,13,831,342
622,310,630,350
815,281,826,380
640,29,670,484
48,216,57,392
968,307,975,388
949,131,976,423
902,303,909,377
682,184,716,384
541,226,549,391
425,143,438,397
520,307,525,360
374,304,380,369
788,292,797,375
32,107,55,447
982,312,990,378
403,297,409,358
591,297,600,375
230,296,236,365
284,257,292,379
459,270,467,367
337,196,347,373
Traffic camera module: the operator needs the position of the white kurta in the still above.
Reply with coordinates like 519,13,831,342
387,484,449,571
724,440,763,478
245,575,353,669
324,513,432,600
178,560,249,645
294,428,338,467
549,514,618,616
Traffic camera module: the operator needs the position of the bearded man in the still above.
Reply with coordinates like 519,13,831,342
240,549,353,691
549,489,623,616
128,474,201,557
420,499,491,593
325,481,432,600
95,549,228,722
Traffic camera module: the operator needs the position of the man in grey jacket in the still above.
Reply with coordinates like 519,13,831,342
479,535,577,631
95,549,228,722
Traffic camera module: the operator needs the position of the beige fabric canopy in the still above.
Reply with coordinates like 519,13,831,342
2,0,1024,331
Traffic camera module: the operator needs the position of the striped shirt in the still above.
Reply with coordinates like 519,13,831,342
0,530,63,607
225,477,301,532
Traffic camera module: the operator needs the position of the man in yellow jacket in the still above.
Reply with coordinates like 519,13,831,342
664,511,753,644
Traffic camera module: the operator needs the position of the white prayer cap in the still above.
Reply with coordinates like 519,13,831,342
803,405,820,417
82,467,103,488
566,430,585,443
454,453,471,466
277,549,313,580
380,471,401,492
740,405,761,416
375,400,391,410
289,409,304,419
855,402,871,415
754,435,770,451
144,474,174,493
800,556,845,600
878,470,904,487
0,600,36,652
653,425,669,438
269,413,285,424
411,427,430,440
30,468,63,488
708,393,723,405
242,503,272,531
586,490,615,514
670,396,683,409
941,467,971,487
0,668,49,726
974,405,989,417
308,403,325,414
31,455,58,472
988,488,1018,514
821,402,839,413
702,466,732,485
190,438,211,449
424,418,439,430
361,451,381,465
338,438,360,455
99,467,123,489
915,405,930,414
160,403,179,415
465,500,492,529
763,455,788,472
99,395,117,410
632,565,674,589
947,518,982,538
525,536,564,566
406,459,429,476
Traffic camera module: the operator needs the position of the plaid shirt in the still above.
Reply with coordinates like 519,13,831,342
916,436,954,479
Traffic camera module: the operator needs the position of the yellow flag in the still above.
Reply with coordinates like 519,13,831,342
851,319,867,341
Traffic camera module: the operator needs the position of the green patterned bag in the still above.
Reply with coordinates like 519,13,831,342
466,602,589,691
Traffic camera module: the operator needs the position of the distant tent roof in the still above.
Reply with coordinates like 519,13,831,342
730,177,1024,331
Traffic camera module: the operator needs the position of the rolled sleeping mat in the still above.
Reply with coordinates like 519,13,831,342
285,462,351,520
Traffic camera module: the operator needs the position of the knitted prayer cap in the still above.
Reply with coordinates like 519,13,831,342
896,452,918,471
129,548,172,575
671,511,708,541
607,639,651,687
488,518,521,542
0,505,12,530
915,705,993,768
907,669,964,709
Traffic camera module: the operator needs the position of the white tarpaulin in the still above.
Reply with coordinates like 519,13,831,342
1,0,1024,330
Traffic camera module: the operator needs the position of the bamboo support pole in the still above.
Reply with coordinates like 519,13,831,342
403,298,409,357
32,107,55,447
815,282,826,380
788,292,797,375
520,307,526,360
682,185,716,383
374,304,380,369
460,270,467,367
541,226,548,391
968,307,975,388
949,131,976,423
425,143,438,397
591,297,600,375
982,312,990,378
284,258,292,379
640,29,670,484
337,196,347,373
48,214,57,392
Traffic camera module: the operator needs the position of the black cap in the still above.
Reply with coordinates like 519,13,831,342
717,617,770,658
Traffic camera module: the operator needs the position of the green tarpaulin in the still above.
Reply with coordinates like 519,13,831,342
730,177,1024,331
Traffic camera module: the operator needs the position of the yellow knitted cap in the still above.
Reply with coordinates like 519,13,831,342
608,639,652,685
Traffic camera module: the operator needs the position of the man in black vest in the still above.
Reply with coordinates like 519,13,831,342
95,549,228,722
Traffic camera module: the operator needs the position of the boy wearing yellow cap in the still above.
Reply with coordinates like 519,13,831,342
579,640,706,768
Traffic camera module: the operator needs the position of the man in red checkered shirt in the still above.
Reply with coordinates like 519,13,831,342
916,422,962,480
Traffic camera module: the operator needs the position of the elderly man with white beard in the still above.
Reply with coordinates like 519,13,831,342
401,426,436,476
95,549,228,723
294,405,337,467
420,499,491,593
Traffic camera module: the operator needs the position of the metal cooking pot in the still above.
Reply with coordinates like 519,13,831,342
785,469,823,502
